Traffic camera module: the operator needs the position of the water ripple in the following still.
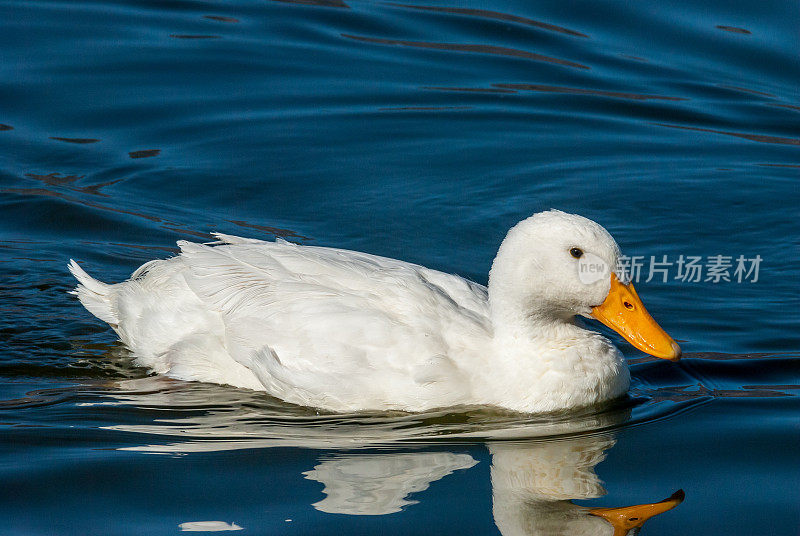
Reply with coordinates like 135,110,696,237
492,84,687,101
202,16,240,23
49,137,101,144
341,34,590,69
388,3,588,38
0,352,793,453
271,0,349,8
655,123,800,146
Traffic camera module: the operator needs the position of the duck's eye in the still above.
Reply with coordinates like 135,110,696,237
569,247,583,259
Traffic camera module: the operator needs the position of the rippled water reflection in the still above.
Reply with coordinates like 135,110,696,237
1,0,798,533
2,348,795,534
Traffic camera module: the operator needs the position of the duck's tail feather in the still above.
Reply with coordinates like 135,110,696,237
68,259,118,325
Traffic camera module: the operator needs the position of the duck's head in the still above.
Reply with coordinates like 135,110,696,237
489,210,680,361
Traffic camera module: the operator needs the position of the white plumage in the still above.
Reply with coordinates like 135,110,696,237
70,210,651,413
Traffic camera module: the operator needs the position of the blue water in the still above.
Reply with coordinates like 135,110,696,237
1,0,798,533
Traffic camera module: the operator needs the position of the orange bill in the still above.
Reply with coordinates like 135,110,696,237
591,273,681,361
588,489,685,536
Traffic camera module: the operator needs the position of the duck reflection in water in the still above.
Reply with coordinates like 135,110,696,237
98,378,684,535
304,435,683,536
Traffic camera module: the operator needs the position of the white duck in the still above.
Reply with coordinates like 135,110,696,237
69,210,680,413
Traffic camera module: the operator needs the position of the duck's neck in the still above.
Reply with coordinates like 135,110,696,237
489,295,577,342
484,268,629,412
487,266,578,343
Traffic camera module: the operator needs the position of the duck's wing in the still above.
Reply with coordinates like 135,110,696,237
177,236,490,410
197,233,489,320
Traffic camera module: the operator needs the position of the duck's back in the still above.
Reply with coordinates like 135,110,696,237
71,234,492,411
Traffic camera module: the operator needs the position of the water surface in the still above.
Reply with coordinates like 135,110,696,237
1,0,798,534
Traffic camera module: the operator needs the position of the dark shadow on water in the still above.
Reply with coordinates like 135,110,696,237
715,25,751,35
271,0,350,8
378,105,473,111
203,15,240,23
424,86,518,94
128,149,161,158
654,123,800,146
227,219,313,242
49,137,101,144
169,34,221,39
387,3,589,38
24,172,122,198
492,84,687,102
341,34,590,69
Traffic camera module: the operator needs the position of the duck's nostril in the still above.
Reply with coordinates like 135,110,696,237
623,301,634,310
